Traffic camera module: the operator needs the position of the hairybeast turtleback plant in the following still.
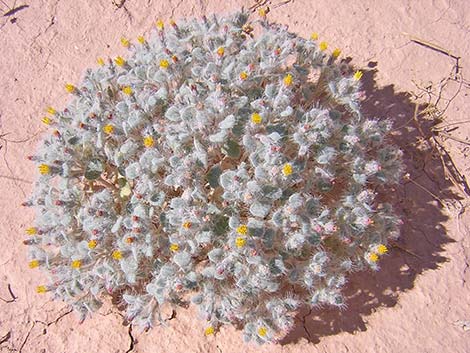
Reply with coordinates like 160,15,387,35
25,12,403,344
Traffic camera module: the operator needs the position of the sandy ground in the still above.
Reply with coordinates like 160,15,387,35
1,0,469,352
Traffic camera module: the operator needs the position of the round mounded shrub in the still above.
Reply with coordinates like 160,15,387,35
25,12,403,344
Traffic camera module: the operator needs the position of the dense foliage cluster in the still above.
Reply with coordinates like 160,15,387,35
25,12,403,343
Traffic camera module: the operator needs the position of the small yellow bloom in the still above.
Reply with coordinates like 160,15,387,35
319,41,328,51
112,250,123,260
236,225,248,235
160,59,170,69
204,326,215,336
258,7,267,17
29,260,40,269
217,47,225,56
258,326,268,337
235,237,246,248
103,124,114,134
377,244,388,255
65,83,76,93
170,243,179,252
88,239,97,249
122,86,133,95
38,164,51,175
239,71,248,80
41,117,51,125
137,35,145,44
143,136,154,148
71,260,82,269
283,73,293,87
282,163,293,176
182,221,192,229
332,48,341,58
120,37,130,47
353,70,363,81
47,107,56,115
369,253,379,262
310,32,319,40
251,112,262,124
36,285,47,294
156,19,164,31
26,227,37,235
97,57,105,66
114,56,126,67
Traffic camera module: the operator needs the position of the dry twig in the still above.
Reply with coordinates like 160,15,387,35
404,34,470,198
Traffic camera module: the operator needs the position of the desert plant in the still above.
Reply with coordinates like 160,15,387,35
24,12,403,344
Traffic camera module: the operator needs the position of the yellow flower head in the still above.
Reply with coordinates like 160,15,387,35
235,237,246,248
377,244,388,255
112,250,123,260
353,70,363,81
258,326,268,337
65,83,76,93
310,32,319,40
156,19,164,31
41,117,51,125
103,124,114,134
26,227,38,235
258,7,267,17
217,47,225,57
36,285,47,294
204,326,215,336
120,37,130,47
239,71,248,80
122,86,133,95
114,56,126,67
38,164,51,175
319,41,328,51
88,239,97,249
47,107,56,115
71,260,82,269
160,59,170,69
182,221,192,229
236,225,248,235
282,163,293,176
283,73,293,87
170,243,179,252
332,48,341,58
369,253,379,262
251,112,262,124
137,35,145,44
97,57,105,66
29,260,40,269
143,136,154,148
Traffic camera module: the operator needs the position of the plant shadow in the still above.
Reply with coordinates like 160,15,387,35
280,62,460,345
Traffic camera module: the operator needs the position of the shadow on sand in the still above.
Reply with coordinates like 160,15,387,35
281,62,461,344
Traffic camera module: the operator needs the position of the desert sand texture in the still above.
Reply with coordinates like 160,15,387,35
0,0,469,352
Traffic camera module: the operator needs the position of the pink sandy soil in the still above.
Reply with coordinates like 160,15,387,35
1,0,470,352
